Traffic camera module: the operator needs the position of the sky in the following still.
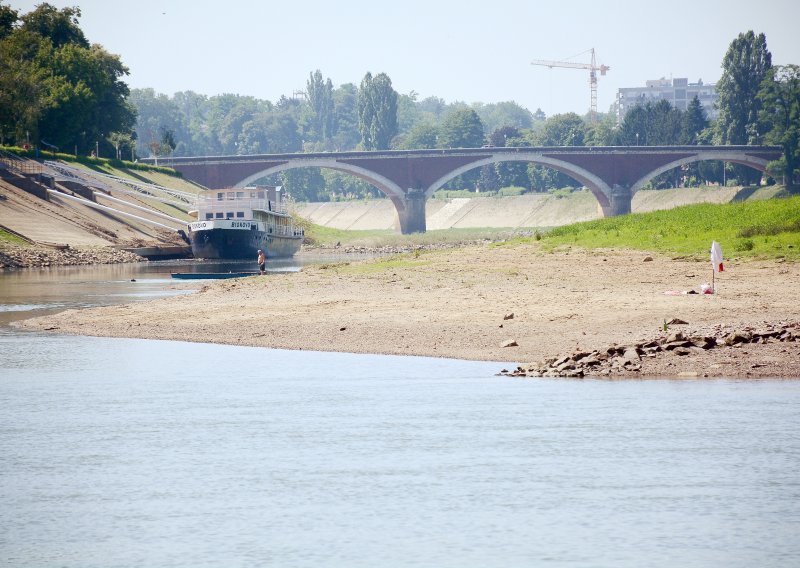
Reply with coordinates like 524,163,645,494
8,0,800,117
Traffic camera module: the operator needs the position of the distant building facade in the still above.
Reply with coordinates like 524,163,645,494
615,78,718,123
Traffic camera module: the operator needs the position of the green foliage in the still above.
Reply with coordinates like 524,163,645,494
0,227,29,245
19,3,88,48
304,70,335,145
4,144,179,176
527,113,587,191
0,4,135,154
615,100,682,146
432,189,484,199
716,30,772,186
497,186,526,196
0,3,17,40
439,108,485,148
538,194,800,260
536,112,586,146
396,121,439,150
683,96,709,144
357,72,398,150
758,65,800,188
473,101,533,134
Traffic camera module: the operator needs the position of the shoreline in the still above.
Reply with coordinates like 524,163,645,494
16,242,800,378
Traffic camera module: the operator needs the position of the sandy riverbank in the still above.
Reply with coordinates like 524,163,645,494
17,242,800,378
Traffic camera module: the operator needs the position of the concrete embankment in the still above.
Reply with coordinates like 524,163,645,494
293,186,775,231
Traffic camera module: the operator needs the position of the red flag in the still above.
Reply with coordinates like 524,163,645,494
710,241,724,272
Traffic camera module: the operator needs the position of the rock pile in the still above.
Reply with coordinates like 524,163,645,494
500,321,799,378
0,244,144,269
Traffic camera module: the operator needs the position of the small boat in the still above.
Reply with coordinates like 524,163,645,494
171,271,261,280
186,185,303,260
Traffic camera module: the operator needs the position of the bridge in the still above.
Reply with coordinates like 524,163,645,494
149,146,782,233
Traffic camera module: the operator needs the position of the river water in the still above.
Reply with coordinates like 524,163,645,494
1,259,799,567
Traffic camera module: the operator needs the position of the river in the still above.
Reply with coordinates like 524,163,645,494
1,258,799,567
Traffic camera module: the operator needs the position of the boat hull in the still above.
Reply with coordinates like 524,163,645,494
189,227,302,259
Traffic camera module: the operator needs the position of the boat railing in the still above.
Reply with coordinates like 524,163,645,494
196,196,288,214
267,224,305,238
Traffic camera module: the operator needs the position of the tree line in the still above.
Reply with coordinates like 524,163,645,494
1,3,798,201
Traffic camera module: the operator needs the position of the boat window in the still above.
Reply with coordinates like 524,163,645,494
236,212,245,218
226,212,234,218
217,192,224,201
236,192,245,199
257,191,265,199
205,213,213,220
215,212,224,219
227,192,235,200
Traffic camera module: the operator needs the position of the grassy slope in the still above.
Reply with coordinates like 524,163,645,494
530,194,800,260
303,189,800,261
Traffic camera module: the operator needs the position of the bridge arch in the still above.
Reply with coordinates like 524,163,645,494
235,158,407,200
424,152,614,211
630,151,774,193
235,158,428,232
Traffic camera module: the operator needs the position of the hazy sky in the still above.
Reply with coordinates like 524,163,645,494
9,0,800,117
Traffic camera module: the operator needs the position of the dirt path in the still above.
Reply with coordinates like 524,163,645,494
17,243,800,378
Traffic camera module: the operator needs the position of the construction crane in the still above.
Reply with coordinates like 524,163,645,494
531,48,610,123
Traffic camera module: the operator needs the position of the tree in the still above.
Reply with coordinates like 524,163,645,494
396,90,425,133
357,72,398,150
0,4,135,153
537,112,586,146
758,64,800,189
489,126,528,189
646,100,682,145
331,83,360,151
0,2,18,40
530,113,587,190
437,108,485,189
716,31,772,185
438,108,485,148
304,69,334,144
397,121,439,150
474,101,533,134
682,96,708,145
19,3,88,48
583,112,616,146
0,30,50,143
679,96,711,186
615,101,682,147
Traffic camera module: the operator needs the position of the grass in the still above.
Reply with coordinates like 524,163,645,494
1,145,181,177
302,190,800,261
531,193,800,260
0,228,30,246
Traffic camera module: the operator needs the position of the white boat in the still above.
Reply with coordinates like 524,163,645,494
187,186,303,259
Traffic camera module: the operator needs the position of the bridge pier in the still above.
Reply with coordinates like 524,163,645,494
395,189,427,234
601,185,633,217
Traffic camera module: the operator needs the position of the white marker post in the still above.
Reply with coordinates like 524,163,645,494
710,241,724,293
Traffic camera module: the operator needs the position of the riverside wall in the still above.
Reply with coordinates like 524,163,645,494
292,186,759,231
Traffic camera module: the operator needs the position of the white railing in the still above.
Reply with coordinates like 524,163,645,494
44,161,195,204
196,196,288,215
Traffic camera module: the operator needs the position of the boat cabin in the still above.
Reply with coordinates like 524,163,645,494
193,186,287,221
